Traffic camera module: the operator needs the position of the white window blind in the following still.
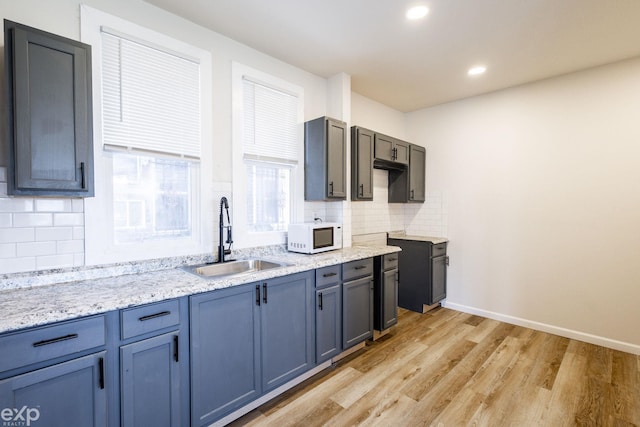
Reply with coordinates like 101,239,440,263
242,78,298,163
101,29,201,159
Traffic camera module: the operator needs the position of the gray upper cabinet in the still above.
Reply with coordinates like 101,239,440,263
388,144,426,203
374,133,409,166
351,126,374,201
408,145,426,202
305,116,347,200
4,20,94,197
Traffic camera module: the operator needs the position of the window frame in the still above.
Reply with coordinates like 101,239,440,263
81,5,213,265
231,62,304,248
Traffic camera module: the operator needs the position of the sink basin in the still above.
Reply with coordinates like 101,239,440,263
183,259,290,279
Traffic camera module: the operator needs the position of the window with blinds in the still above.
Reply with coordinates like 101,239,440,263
242,78,300,232
100,28,201,243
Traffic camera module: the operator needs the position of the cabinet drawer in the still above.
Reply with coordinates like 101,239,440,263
316,265,341,289
383,253,399,271
121,299,180,340
0,315,106,373
342,258,373,282
432,243,447,257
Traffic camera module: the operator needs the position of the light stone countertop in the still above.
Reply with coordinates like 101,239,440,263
387,232,449,245
0,245,400,334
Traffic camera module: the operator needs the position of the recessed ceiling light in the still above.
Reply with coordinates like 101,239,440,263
468,66,487,76
406,5,429,20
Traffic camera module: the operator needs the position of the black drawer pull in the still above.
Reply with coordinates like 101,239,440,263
256,285,261,306
263,283,268,304
388,257,397,261
354,265,367,270
323,272,337,278
33,333,78,347
138,311,171,322
98,357,105,390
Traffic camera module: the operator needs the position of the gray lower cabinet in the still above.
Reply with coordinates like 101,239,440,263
0,315,108,426
387,238,448,312
374,254,399,331
118,298,189,427
0,352,107,427
120,333,181,427
342,258,374,349
315,265,342,363
190,271,314,426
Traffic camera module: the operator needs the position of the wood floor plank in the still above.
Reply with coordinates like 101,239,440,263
229,308,640,427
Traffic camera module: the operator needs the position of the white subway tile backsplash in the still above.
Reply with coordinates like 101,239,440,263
36,254,74,270
53,213,84,226
13,213,53,227
0,257,36,274
0,243,16,259
72,199,84,213
0,198,34,213
56,240,84,254
0,213,11,228
73,226,84,240
35,199,73,212
36,227,74,241
0,228,35,243
17,241,57,257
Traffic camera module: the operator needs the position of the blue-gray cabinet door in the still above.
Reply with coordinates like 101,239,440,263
260,272,314,392
0,352,106,427
431,255,447,304
343,276,374,349
382,269,399,329
315,284,341,363
120,333,181,427
190,284,261,426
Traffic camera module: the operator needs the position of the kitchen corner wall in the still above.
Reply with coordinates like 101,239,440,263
0,167,85,273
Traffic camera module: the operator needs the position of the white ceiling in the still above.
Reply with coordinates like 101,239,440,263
144,0,640,112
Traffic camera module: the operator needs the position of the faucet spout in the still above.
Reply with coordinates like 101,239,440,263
218,197,233,263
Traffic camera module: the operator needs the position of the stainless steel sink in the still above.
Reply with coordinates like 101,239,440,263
183,259,290,279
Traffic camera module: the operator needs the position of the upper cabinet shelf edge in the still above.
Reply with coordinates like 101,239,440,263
4,20,94,197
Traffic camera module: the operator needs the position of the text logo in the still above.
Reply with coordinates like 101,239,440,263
1,406,41,426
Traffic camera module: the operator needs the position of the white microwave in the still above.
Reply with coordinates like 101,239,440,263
287,223,343,254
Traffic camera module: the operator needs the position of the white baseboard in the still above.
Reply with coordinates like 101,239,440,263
442,301,640,355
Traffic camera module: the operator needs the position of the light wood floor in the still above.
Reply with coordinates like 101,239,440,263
229,307,640,427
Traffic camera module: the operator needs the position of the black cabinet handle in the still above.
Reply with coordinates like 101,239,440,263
80,162,86,189
359,184,364,196
410,189,415,200
329,181,334,196
255,285,261,306
33,333,78,347
354,265,367,270
318,293,323,310
173,335,179,362
388,257,397,261
392,147,397,160
263,283,268,304
98,357,105,390
323,272,337,278
138,311,170,322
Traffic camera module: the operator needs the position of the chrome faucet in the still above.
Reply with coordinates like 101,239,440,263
218,196,233,263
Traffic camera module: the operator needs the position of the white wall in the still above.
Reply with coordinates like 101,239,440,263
0,0,332,272
407,57,640,351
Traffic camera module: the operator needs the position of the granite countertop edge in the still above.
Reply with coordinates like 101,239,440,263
387,233,449,245
0,245,400,334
